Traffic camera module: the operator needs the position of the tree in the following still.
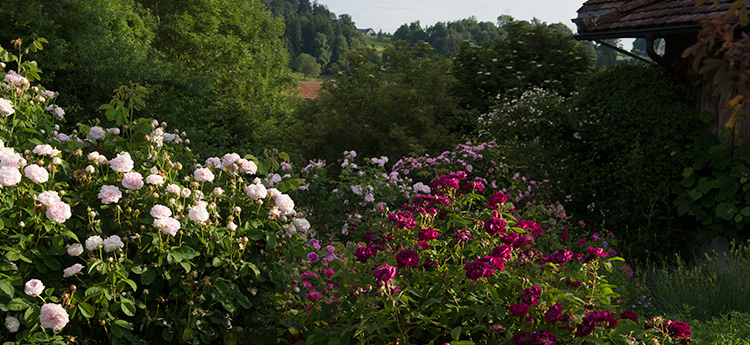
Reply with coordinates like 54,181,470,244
293,53,321,78
452,19,594,114
313,32,332,68
287,41,474,166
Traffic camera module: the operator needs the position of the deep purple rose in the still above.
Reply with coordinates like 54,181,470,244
484,217,507,235
463,258,496,282
417,228,440,241
395,250,419,268
667,321,692,339
521,286,542,306
546,248,573,265
453,230,473,243
544,302,563,324
354,246,377,263
488,191,509,208
509,303,530,317
620,309,638,322
491,244,513,260
374,264,397,283
388,211,416,229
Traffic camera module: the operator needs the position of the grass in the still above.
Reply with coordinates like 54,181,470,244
690,311,750,344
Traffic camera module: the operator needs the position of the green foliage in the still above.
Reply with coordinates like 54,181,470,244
287,41,474,168
266,0,364,72
476,64,698,260
674,133,750,242
392,17,505,58
690,311,750,345
452,19,594,114
292,53,321,79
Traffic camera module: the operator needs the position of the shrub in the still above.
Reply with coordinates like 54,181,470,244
0,54,308,344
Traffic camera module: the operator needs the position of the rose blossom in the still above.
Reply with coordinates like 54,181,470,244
37,191,61,206
246,184,267,199
102,235,124,252
0,152,25,168
88,126,106,140
484,217,507,235
67,243,83,256
0,166,21,186
39,303,69,331
33,144,54,156
150,205,172,219
395,250,419,268
63,263,84,278
23,164,49,184
374,264,397,283
667,321,692,339
188,204,209,222
205,157,221,168
509,303,530,317
98,185,122,204
109,152,134,173
85,236,103,251
166,184,181,194
193,168,214,182
107,127,120,135
0,98,14,116
306,291,322,302
121,172,144,190
238,159,258,174
153,217,181,236
227,222,237,231
221,153,241,168
46,201,71,223
275,194,295,215
24,279,45,297
145,174,164,185
307,252,320,263
4,316,19,333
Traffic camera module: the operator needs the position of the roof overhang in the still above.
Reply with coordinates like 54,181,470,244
574,23,702,40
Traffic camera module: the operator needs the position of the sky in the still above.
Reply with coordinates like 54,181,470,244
320,0,588,35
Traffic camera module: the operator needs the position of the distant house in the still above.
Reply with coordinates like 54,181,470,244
574,0,750,144
297,81,323,100
356,28,376,36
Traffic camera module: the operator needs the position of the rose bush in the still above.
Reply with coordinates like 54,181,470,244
0,46,311,344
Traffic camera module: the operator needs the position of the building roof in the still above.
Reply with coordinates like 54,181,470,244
574,0,734,39
298,81,323,100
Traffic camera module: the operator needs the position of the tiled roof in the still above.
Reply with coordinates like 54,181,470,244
575,0,734,36
298,81,323,100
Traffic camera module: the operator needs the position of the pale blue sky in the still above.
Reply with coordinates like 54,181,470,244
320,0,586,34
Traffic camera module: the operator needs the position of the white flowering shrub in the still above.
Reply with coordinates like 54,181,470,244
0,45,311,344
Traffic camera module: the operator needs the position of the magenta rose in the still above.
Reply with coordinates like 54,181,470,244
417,228,440,241
306,291,322,302
509,303,530,317
544,302,563,324
374,264,397,283
620,309,638,323
491,244,512,260
667,321,692,339
354,246,377,263
484,217,507,236
521,286,542,306
395,250,419,268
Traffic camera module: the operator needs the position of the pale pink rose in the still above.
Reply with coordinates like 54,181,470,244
0,167,21,186
150,205,172,219
109,152,134,173
0,98,14,116
107,128,120,135
24,164,49,184
275,194,295,215
88,126,106,140
98,185,122,204
85,165,95,173
180,188,191,198
102,235,124,252
212,187,224,196
53,133,71,143
87,151,100,161
63,263,84,278
364,193,375,203
227,222,237,231
5,315,19,333
246,184,267,199
293,218,311,232
67,243,83,256
188,204,209,222
39,303,69,331
37,191,61,206
46,201,72,223
145,174,164,185
193,168,214,182
121,172,144,190
46,105,65,120
166,184,181,194
238,159,258,174
0,152,24,168
33,144,54,156
153,217,180,236
24,279,44,297
85,236,103,251
205,157,221,168
221,153,241,168
149,166,159,174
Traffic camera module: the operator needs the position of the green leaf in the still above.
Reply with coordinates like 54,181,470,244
450,326,462,341
716,202,738,220
121,299,136,316
78,302,95,318
180,261,191,273
122,279,137,292
141,268,157,285
85,286,104,301
7,298,28,311
406,287,422,298
0,279,13,298
698,110,714,124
